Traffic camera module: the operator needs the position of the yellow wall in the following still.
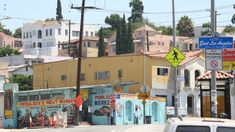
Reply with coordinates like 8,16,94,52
33,55,172,94
0,62,9,78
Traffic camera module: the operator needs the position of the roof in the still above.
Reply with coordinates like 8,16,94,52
8,64,29,72
134,25,156,32
146,49,203,66
197,70,234,80
24,55,73,63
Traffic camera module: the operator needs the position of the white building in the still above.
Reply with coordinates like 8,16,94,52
22,20,96,56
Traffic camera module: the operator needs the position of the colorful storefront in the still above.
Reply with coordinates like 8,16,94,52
1,80,166,128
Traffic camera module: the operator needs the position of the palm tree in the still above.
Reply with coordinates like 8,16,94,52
176,16,194,37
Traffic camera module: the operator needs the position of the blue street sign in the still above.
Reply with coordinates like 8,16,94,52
199,37,233,49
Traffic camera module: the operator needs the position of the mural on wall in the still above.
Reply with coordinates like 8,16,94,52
16,99,76,128
93,94,115,116
4,89,13,119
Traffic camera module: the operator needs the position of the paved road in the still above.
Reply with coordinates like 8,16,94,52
0,124,165,132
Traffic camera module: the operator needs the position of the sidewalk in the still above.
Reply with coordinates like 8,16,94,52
124,124,165,132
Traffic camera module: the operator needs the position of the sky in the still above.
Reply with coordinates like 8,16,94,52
0,0,234,32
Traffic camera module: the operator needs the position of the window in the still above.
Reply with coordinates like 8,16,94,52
26,32,29,38
46,29,48,36
33,43,36,48
184,69,190,87
50,29,53,36
58,29,61,35
91,32,94,37
118,69,122,78
65,29,68,36
85,31,88,36
41,94,50,100
29,95,39,101
30,32,32,38
72,31,80,37
38,30,42,38
189,44,193,51
61,75,67,80
26,66,28,71
83,42,86,47
87,42,91,47
18,96,28,102
157,68,168,76
217,127,235,132
38,42,42,48
80,73,85,81
195,70,200,82
176,126,210,132
23,32,26,38
96,43,99,47
95,71,110,80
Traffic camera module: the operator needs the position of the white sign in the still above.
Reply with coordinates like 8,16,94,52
206,49,223,70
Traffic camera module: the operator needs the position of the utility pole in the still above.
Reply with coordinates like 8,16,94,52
71,0,100,126
71,0,85,126
210,0,217,118
172,0,178,117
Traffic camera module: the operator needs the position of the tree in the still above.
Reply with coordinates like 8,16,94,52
0,22,12,36
128,0,144,23
116,22,122,55
121,15,128,54
9,74,33,91
223,25,235,33
56,0,63,21
0,45,20,57
98,27,105,57
231,14,235,24
156,26,173,35
105,14,122,30
13,28,22,38
45,18,55,22
126,21,134,53
176,16,194,37
200,22,211,36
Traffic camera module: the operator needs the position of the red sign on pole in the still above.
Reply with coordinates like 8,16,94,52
223,49,235,61
75,96,83,107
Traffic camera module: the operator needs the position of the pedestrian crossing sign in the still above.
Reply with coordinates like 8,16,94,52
165,48,185,67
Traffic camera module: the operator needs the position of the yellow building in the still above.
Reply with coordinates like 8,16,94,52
0,62,9,78
33,54,172,94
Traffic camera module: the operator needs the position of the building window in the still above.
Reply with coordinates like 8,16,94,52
25,66,28,71
29,95,39,101
157,68,168,76
80,73,85,81
18,96,28,102
61,75,67,80
46,29,48,36
30,32,32,38
52,93,64,99
87,42,91,47
26,32,29,38
83,42,86,47
184,69,190,87
118,69,122,78
96,43,99,47
23,32,26,38
72,31,80,37
33,43,36,48
50,29,53,36
41,94,50,100
38,30,42,38
58,29,61,35
189,44,193,51
38,42,42,48
95,71,110,80
65,29,68,36
91,32,94,37
85,31,88,36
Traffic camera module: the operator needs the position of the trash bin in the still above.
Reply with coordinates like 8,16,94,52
145,116,151,124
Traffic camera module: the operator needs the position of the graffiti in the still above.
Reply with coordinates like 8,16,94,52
17,103,76,128
4,89,13,119
93,106,111,116
116,103,123,117
17,99,76,107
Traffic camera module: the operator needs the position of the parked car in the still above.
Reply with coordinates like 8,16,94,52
163,117,235,132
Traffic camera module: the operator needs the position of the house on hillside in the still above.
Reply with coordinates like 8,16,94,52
21,20,96,56
0,32,22,50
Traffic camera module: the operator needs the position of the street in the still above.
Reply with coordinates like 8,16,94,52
0,124,165,132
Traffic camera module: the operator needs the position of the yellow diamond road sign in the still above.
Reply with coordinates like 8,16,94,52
165,48,185,67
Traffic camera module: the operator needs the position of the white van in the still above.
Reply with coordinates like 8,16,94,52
163,117,235,132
